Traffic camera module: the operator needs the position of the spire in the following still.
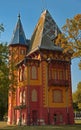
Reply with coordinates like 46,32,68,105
41,0,47,12
18,13,20,19
10,14,27,46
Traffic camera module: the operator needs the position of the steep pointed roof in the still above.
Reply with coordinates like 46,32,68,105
10,14,27,46
28,10,62,55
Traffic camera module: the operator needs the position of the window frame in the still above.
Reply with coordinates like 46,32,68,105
30,65,38,80
52,89,63,103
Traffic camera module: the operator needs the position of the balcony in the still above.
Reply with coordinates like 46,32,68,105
48,79,69,86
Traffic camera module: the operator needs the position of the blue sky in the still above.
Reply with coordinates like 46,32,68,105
0,0,81,92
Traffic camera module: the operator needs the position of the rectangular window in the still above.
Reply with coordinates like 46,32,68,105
65,70,68,80
58,70,63,80
51,68,57,80
51,68,54,79
49,66,68,82
53,90,63,103
54,69,57,80
48,67,51,80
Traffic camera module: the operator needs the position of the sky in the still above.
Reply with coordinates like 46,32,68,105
0,0,81,92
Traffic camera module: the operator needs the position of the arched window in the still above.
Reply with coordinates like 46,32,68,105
24,66,27,80
31,66,37,79
19,67,22,81
19,65,26,81
31,89,37,102
20,91,22,104
22,66,25,81
23,90,26,104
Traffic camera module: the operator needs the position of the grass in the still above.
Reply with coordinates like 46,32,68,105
0,121,81,130
0,125,81,130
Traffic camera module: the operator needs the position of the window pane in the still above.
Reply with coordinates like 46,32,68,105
52,69,57,80
58,70,63,80
19,68,22,81
66,70,68,80
20,91,22,104
23,91,26,104
53,90,63,103
31,66,37,79
54,69,57,80
32,89,37,102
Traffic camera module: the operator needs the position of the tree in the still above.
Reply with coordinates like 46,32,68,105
55,14,81,69
0,24,17,120
72,82,81,110
0,43,9,120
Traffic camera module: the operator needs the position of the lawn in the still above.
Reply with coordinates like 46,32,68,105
0,125,81,130
0,122,81,130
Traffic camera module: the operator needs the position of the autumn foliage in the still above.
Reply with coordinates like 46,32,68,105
55,14,81,61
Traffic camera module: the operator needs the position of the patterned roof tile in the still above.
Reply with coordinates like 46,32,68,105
28,10,62,55
10,14,27,46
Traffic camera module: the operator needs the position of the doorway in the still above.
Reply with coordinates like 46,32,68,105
32,110,38,125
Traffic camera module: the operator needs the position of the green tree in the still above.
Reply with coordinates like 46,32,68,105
55,14,81,69
73,82,81,110
0,46,17,120
0,24,17,120
0,43,9,120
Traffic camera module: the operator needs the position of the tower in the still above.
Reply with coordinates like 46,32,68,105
8,14,28,124
9,14,28,64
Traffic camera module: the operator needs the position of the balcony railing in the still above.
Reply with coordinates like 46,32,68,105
48,79,69,86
